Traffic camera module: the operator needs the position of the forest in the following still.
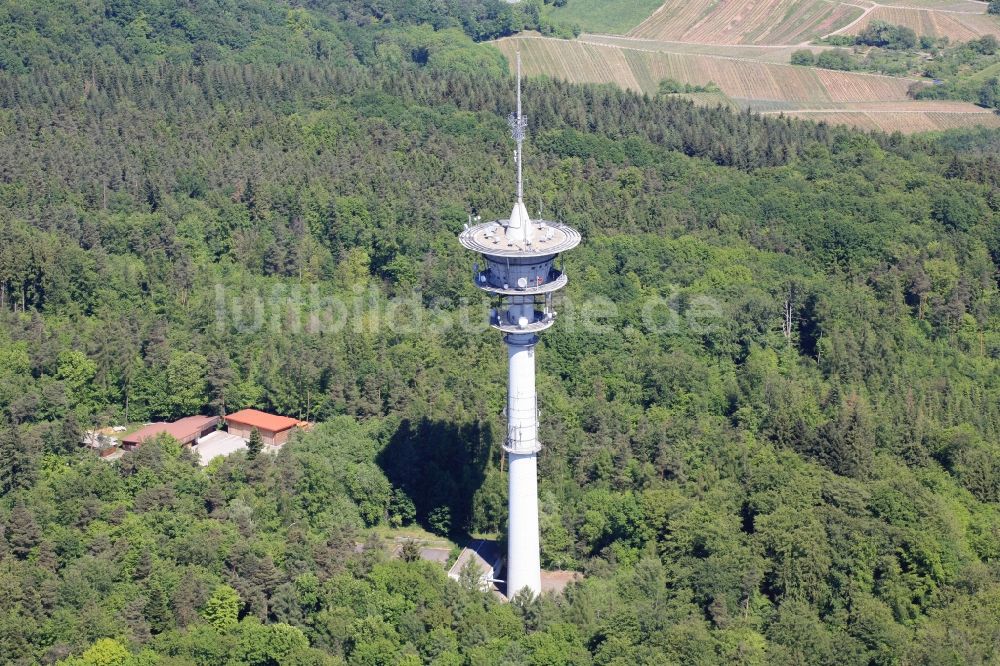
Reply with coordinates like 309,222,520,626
1,0,1000,664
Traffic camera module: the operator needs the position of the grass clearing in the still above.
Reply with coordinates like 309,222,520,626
965,61,1000,85
543,0,665,34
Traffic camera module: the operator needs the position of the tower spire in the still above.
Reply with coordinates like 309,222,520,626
507,52,530,240
516,51,523,204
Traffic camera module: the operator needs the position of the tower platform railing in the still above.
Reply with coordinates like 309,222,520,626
474,269,568,296
489,308,556,334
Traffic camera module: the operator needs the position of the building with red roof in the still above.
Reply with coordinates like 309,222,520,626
121,415,220,450
224,409,306,447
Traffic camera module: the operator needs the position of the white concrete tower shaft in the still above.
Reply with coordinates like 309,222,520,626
506,311,541,594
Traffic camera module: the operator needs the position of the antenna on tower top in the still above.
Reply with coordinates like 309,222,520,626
508,52,527,205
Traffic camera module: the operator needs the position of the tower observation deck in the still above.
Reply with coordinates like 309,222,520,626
458,53,580,598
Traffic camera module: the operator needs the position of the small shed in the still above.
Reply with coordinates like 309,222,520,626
82,430,119,457
448,540,503,592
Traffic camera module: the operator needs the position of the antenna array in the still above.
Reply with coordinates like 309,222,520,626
507,52,527,203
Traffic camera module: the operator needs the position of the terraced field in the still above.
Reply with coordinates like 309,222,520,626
498,1,1000,134
493,36,1000,133
626,0,864,45
770,104,1000,132
838,5,1000,42
753,99,998,111
495,36,913,103
875,0,990,9
613,0,1000,45
581,34,835,64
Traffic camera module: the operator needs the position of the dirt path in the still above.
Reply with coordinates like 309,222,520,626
826,2,879,37
867,2,989,14
584,32,816,48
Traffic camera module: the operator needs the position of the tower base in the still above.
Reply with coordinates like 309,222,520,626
506,451,541,597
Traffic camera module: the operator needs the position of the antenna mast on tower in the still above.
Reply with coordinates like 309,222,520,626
508,52,528,205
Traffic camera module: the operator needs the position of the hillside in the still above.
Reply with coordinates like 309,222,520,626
493,34,1000,133
2,0,1000,664
496,35,916,102
541,0,666,33
493,0,1000,133
840,3,1000,42
619,0,1000,45
626,0,864,45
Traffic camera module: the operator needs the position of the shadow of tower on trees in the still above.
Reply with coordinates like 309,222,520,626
377,417,499,538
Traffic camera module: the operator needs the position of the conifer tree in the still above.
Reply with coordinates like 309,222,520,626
247,427,263,460
7,504,40,560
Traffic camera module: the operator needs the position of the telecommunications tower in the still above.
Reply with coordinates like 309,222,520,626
459,53,580,597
